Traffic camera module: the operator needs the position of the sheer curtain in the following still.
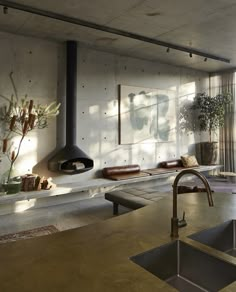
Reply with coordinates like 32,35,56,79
210,71,236,172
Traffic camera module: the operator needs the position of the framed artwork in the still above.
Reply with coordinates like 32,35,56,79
119,85,176,144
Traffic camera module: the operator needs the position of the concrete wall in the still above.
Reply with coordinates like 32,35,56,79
0,31,59,180
0,32,209,184
62,44,208,183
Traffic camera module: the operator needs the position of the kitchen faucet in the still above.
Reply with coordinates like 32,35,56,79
171,169,214,238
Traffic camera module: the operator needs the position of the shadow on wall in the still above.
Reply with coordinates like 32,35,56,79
188,143,197,156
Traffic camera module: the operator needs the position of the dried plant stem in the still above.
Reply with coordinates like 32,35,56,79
7,135,25,183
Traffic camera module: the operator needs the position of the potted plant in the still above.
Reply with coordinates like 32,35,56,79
0,72,60,194
180,92,232,165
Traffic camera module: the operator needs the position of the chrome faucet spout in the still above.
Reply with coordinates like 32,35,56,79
171,169,214,238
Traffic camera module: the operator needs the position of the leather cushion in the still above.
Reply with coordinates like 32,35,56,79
159,159,183,168
105,189,165,209
102,164,149,180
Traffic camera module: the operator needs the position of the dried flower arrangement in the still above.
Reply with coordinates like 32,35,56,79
0,72,60,185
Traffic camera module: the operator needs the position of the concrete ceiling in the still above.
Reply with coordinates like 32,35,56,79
0,0,236,72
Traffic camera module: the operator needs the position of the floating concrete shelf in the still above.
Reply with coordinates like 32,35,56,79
0,165,221,215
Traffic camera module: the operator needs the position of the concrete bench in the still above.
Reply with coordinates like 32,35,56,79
105,188,168,215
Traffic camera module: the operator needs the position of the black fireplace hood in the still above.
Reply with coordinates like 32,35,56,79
48,41,93,174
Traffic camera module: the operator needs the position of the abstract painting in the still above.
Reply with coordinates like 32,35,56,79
119,85,176,144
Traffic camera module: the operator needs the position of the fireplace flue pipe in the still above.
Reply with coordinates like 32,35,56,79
48,41,94,174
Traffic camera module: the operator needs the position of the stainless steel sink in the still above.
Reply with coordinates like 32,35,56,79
130,240,236,291
189,220,236,257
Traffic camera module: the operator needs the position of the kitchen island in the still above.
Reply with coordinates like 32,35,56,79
1,191,236,291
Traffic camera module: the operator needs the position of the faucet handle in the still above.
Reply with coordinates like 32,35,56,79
178,211,187,228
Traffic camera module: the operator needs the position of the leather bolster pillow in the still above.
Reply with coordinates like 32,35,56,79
159,159,183,168
103,164,140,177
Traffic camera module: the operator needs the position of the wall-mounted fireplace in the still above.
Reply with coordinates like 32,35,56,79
48,41,93,174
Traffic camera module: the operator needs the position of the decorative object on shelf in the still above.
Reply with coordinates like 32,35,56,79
21,174,37,191
21,174,56,191
0,72,60,194
180,92,232,165
180,155,199,168
2,177,22,194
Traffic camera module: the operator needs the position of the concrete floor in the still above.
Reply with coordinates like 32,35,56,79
0,196,130,236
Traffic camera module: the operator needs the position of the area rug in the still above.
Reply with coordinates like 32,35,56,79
0,225,59,244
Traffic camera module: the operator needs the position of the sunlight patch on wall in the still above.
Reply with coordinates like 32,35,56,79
141,143,156,154
89,141,100,155
107,100,118,116
178,81,196,100
89,104,99,114
11,135,37,174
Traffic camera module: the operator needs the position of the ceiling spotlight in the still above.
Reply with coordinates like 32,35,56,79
166,47,170,53
3,6,8,14
204,57,207,62
189,52,193,58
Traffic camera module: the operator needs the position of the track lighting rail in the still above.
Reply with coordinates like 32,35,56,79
0,0,230,63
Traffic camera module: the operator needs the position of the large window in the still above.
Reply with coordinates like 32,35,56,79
210,72,236,172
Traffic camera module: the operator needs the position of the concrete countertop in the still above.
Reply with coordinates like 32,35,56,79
0,191,236,291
